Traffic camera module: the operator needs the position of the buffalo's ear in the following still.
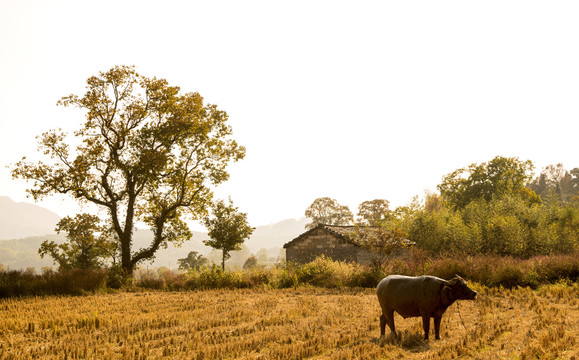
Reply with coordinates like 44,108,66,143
448,277,460,286
441,285,453,304
449,275,465,286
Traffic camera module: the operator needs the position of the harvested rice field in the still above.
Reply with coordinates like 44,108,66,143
1,283,577,359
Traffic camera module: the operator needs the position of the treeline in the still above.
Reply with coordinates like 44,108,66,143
305,156,579,258
409,194,578,258
410,158,578,258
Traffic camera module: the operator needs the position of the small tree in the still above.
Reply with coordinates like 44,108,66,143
177,251,209,271
203,199,254,270
39,213,117,271
243,255,258,270
256,248,269,264
305,197,354,230
353,226,412,271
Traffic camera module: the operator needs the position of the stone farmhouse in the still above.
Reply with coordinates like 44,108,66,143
283,224,413,265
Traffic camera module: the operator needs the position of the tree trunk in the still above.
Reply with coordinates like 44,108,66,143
109,202,135,276
120,233,133,275
221,251,226,271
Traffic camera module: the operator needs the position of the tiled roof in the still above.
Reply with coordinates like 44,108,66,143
283,224,415,249
283,224,372,248
322,225,367,243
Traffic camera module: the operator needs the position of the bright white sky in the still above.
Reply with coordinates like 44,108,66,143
1,1,578,229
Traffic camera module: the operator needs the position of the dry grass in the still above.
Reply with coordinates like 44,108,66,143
0,283,577,359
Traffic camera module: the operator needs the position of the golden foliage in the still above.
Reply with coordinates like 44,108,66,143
12,65,246,274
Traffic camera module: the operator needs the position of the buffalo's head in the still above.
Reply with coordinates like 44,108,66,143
444,275,477,301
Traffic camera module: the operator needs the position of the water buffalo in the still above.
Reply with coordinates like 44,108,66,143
376,275,477,340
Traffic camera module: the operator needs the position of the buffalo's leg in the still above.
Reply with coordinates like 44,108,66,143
383,310,397,338
380,314,386,337
422,315,430,340
434,315,442,340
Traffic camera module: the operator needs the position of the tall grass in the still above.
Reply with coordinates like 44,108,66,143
0,268,107,297
1,253,577,297
135,253,579,291
418,253,579,288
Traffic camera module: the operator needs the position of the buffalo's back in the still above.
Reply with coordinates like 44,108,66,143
377,275,444,318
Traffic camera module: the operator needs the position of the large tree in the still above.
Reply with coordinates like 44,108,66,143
203,199,254,270
438,156,537,209
304,197,354,230
12,65,245,275
352,226,411,270
356,199,391,226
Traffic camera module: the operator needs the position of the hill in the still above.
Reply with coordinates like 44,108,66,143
0,196,60,239
0,235,62,270
244,218,308,250
0,216,308,270
144,217,308,269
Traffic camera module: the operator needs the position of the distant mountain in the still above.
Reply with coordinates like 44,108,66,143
0,234,63,270
0,196,60,240
131,218,308,268
0,214,308,270
244,218,308,250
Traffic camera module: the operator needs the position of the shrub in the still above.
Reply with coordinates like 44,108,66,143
106,266,126,289
137,271,166,290
274,267,298,289
293,256,355,288
0,268,107,297
53,269,107,294
532,255,579,284
183,265,238,289
425,257,469,281
404,254,579,289
1,253,577,296
347,267,383,288
244,268,273,287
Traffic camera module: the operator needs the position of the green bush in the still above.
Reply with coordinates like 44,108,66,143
182,265,245,289
346,267,383,288
293,256,357,288
244,268,273,288
274,267,298,289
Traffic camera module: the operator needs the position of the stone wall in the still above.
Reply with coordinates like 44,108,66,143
357,247,413,266
285,226,415,265
285,228,359,264
356,248,376,266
